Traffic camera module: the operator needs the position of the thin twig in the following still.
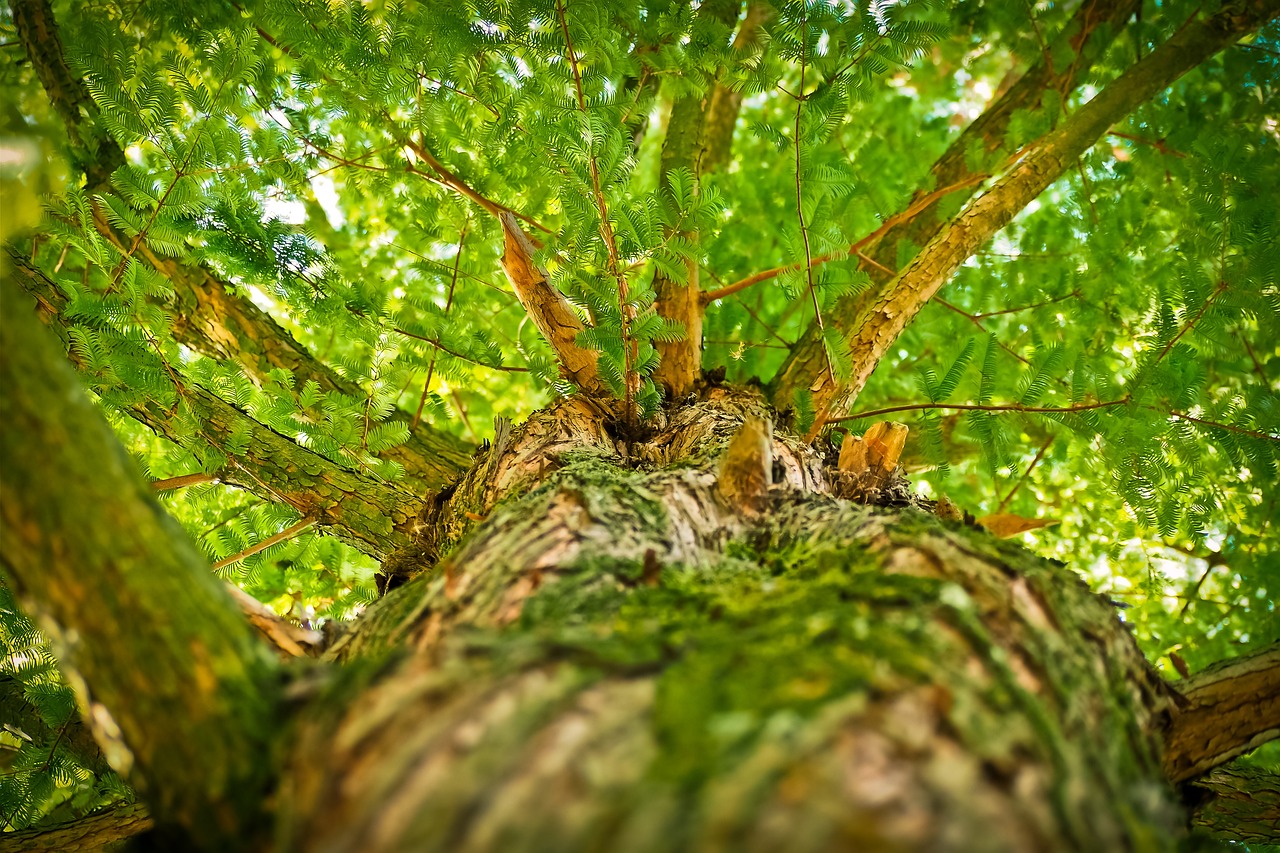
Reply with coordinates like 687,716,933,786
997,436,1054,512
792,3,834,385
972,289,1081,318
211,518,316,571
556,0,638,423
701,175,987,303
1164,409,1279,442
828,397,1129,424
1152,281,1228,368
413,222,469,429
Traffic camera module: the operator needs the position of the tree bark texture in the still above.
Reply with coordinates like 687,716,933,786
0,802,151,852
3,334,1276,848
261,388,1211,853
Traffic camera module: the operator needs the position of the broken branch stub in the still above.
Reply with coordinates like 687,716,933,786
498,212,607,396
835,422,909,501
718,416,773,510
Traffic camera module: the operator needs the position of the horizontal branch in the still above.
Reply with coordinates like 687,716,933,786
0,801,152,853
1164,641,1280,783
1165,409,1279,443
1185,764,1280,844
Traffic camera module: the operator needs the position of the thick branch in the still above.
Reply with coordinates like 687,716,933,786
498,212,606,396
12,0,470,491
1185,764,1280,844
0,802,152,852
1164,642,1280,783
803,0,1278,430
0,272,279,844
770,0,1142,407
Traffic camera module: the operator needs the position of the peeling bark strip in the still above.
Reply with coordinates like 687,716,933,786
11,0,471,493
10,255,419,557
804,0,1279,428
1186,764,1280,843
0,273,279,845
770,0,1141,407
498,212,606,395
1164,642,1280,783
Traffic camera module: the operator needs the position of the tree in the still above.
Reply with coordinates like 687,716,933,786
0,0,1277,848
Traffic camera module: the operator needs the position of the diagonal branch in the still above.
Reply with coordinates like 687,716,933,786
1163,641,1280,783
497,212,606,396
770,0,1144,407
801,0,1278,435
11,256,419,557
0,270,281,843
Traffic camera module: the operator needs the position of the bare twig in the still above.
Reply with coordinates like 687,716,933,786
211,518,316,572
701,175,987,303
828,397,1129,424
997,436,1054,512
556,0,637,421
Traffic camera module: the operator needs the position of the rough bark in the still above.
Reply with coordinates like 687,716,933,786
0,802,151,852
12,0,471,493
498,213,606,396
261,387,1211,853
768,0,1138,406
1163,642,1280,783
9,250,420,556
795,0,1278,428
0,273,280,844
1185,764,1280,844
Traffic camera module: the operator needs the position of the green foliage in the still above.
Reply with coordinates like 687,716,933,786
1,0,1278,834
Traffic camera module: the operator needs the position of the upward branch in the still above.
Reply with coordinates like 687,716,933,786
0,270,280,845
651,0,749,396
802,0,1278,433
498,213,607,397
771,0,1143,407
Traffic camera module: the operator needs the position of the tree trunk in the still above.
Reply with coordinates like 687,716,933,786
273,390,1191,853
4,291,1276,849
